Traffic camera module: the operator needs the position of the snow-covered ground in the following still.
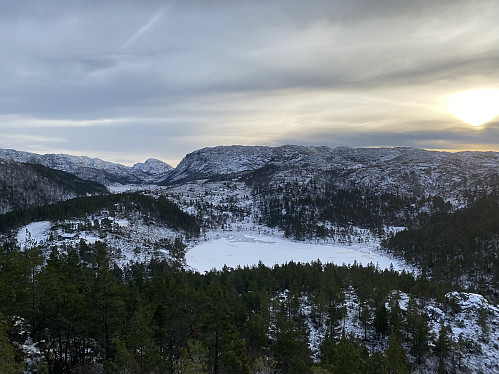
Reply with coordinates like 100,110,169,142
16,221,51,249
162,180,412,273
186,232,407,273
426,292,499,374
107,184,162,193
288,288,499,373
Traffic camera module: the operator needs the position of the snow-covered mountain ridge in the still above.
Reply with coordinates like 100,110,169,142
3,145,499,203
0,148,173,185
161,145,499,202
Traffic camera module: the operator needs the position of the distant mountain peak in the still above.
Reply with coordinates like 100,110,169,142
0,148,173,185
132,158,174,175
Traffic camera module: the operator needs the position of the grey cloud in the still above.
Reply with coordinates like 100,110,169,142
1,0,498,162
276,120,499,150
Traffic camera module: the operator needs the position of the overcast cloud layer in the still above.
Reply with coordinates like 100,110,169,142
1,0,498,165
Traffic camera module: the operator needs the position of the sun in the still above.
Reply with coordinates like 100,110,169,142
446,89,499,127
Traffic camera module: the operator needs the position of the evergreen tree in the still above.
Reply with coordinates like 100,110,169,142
385,332,410,374
91,241,125,360
271,312,311,373
252,356,279,374
366,351,389,374
388,293,403,335
409,313,430,365
105,339,133,374
373,302,389,339
22,233,44,341
174,339,209,374
0,312,22,374
319,331,366,374
434,322,452,373
359,305,371,340
127,298,163,374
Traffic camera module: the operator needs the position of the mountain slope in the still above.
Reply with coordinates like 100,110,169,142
160,145,499,202
162,145,274,184
0,148,173,185
384,194,499,293
0,159,107,214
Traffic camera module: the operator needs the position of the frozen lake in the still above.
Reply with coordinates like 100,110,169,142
186,234,407,273
16,222,409,274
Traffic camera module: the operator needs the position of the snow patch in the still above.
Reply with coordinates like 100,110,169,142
186,233,406,273
16,221,51,249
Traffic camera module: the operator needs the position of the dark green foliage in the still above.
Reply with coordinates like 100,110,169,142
385,332,410,374
0,192,199,235
254,180,446,240
406,300,430,365
385,193,499,298
0,243,471,374
0,312,22,374
319,331,368,374
373,301,389,339
434,322,453,372
173,339,209,373
0,160,107,214
24,163,107,196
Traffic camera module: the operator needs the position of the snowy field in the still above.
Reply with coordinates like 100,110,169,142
186,233,408,273
15,216,410,275
16,221,51,249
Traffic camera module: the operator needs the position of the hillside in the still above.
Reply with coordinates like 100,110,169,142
161,145,499,204
384,193,499,296
0,159,107,214
0,148,173,185
1,145,499,374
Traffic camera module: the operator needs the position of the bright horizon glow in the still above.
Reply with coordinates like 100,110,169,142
446,89,499,127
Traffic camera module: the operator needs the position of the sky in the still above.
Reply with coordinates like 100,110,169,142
1,0,498,166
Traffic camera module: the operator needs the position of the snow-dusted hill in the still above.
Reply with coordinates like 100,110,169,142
3,145,499,201
131,158,173,176
162,145,274,184
160,145,499,202
0,148,173,185
0,159,107,213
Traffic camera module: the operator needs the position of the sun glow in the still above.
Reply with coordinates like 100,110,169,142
446,89,499,127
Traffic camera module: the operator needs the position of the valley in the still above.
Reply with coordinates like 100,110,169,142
1,145,499,374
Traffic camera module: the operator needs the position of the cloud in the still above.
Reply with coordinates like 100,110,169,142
120,5,168,50
0,0,498,163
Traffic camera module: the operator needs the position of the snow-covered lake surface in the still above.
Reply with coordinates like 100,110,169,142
186,233,407,273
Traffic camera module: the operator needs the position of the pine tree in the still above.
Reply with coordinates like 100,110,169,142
319,331,366,374
367,351,388,374
373,302,389,339
434,322,452,373
105,339,133,374
127,298,163,374
92,241,125,360
0,313,22,374
271,312,311,373
360,305,371,340
385,331,410,374
388,294,402,335
202,282,230,374
174,339,209,374
409,313,430,365
222,336,251,374
253,356,279,374
23,233,44,342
